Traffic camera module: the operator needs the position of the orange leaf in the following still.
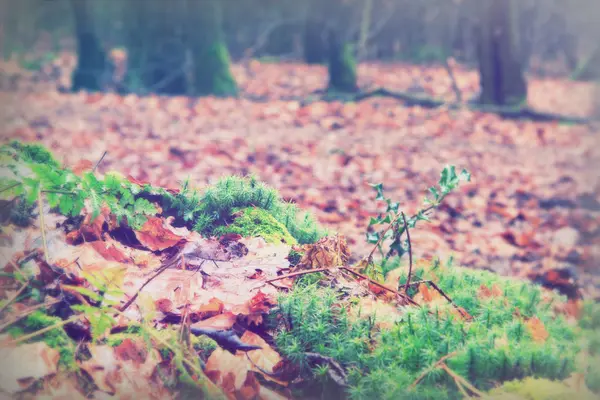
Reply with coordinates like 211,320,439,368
134,217,186,251
526,317,549,343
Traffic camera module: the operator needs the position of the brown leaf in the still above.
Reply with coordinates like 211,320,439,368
297,235,350,270
478,284,503,299
0,342,60,394
192,312,237,330
71,159,94,176
526,317,549,343
134,217,187,251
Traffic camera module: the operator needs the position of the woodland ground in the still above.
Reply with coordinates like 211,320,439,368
1,56,599,297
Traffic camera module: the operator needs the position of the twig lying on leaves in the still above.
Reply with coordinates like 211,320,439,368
265,267,334,283
0,299,60,332
93,151,107,172
0,281,31,315
119,258,177,312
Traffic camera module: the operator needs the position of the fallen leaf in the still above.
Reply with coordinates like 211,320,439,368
526,317,549,343
0,342,60,394
134,217,187,251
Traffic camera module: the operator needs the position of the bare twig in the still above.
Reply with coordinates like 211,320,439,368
401,212,413,293
341,266,419,306
12,314,81,344
0,299,60,332
406,280,470,320
0,281,30,315
37,188,49,264
119,262,172,313
440,363,484,397
0,182,22,194
409,351,458,389
266,267,334,283
442,58,462,103
92,151,107,172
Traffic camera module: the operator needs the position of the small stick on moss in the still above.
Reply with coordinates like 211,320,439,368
440,363,484,397
93,151,108,172
407,280,470,320
0,281,30,315
341,266,420,306
0,299,60,332
265,267,334,283
12,314,81,344
37,188,50,264
401,212,413,293
409,351,458,389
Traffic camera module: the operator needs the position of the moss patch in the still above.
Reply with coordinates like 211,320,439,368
488,377,597,400
214,207,297,245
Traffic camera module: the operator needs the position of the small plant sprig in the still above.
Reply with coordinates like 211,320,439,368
359,165,470,279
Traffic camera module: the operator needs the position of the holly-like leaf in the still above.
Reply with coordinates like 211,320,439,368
369,182,385,201
366,231,379,244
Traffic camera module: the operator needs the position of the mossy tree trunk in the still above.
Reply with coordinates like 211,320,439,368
303,0,327,64
327,30,358,93
122,0,187,95
70,0,107,92
475,0,527,106
186,0,237,97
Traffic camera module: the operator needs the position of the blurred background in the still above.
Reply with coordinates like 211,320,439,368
0,0,599,297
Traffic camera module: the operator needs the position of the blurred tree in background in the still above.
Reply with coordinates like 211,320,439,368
0,0,597,102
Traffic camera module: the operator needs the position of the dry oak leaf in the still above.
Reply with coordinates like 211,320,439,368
134,217,187,252
0,342,60,394
297,235,350,270
526,317,549,343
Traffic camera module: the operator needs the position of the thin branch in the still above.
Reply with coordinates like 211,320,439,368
401,212,413,293
0,182,22,194
440,363,484,397
92,151,107,172
266,267,334,283
119,262,172,313
0,281,30,315
37,189,49,264
341,266,419,306
407,280,470,320
12,314,81,344
366,213,403,261
409,351,458,389
40,189,75,195
442,58,462,103
0,299,60,332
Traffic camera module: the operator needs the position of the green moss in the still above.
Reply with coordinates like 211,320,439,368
213,207,297,245
8,140,60,167
273,259,593,399
15,311,77,370
488,377,597,400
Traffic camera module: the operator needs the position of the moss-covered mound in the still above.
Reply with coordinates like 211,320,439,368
0,141,324,244
213,207,297,245
272,259,600,399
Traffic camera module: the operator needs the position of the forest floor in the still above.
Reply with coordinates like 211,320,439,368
1,56,599,298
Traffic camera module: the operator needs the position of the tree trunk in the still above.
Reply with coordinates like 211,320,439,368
327,30,358,93
122,0,187,95
303,0,327,64
187,0,237,97
476,0,527,106
71,0,107,92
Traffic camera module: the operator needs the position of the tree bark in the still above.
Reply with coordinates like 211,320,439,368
303,0,327,64
70,0,107,92
327,30,358,93
187,0,237,97
475,0,527,106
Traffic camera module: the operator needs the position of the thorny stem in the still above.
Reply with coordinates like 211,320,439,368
401,212,413,293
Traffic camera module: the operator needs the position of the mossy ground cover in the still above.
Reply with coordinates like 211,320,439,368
0,141,599,399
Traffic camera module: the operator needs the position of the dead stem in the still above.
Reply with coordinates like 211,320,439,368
440,363,484,397
0,299,60,332
37,188,49,264
0,281,31,315
341,266,419,306
401,212,413,293
265,267,334,283
12,314,81,344
409,351,458,389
